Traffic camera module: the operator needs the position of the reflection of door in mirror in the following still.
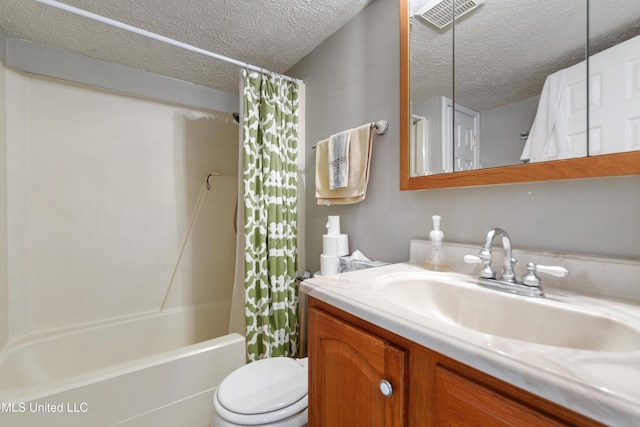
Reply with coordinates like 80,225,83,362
589,0,640,157
411,115,429,176
453,104,479,171
588,35,640,156
521,59,588,163
411,95,479,175
411,96,450,176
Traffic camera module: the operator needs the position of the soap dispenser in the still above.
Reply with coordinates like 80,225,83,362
424,215,451,272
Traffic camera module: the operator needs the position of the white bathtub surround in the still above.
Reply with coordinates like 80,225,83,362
0,304,230,390
301,251,640,426
0,308,245,427
0,65,242,426
3,67,238,342
0,50,7,353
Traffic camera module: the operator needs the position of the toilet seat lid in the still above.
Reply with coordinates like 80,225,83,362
217,357,308,415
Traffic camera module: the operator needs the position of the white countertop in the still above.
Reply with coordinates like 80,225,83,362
301,262,640,427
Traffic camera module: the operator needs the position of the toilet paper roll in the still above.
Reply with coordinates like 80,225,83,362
326,216,341,235
322,234,349,256
320,254,340,275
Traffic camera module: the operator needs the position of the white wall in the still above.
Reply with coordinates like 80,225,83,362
2,66,238,344
290,0,640,275
0,38,8,351
412,96,445,174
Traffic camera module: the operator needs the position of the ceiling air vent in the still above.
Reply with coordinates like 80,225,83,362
415,0,485,29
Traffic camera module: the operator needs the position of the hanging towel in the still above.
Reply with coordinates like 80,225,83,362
328,130,351,189
521,69,571,163
315,124,373,205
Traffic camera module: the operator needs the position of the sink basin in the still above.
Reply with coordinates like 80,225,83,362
380,275,640,352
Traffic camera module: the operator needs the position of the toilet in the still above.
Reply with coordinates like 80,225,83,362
212,357,308,427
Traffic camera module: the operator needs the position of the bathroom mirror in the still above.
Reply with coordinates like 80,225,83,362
400,0,640,190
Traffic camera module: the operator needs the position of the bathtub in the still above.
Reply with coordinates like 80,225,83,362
0,304,246,426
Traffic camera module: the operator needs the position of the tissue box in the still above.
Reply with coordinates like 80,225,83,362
339,250,389,273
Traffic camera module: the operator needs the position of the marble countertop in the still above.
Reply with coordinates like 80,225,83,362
301,262,640,427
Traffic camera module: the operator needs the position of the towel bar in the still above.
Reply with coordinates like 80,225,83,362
372,119,389,135
312,120,388,149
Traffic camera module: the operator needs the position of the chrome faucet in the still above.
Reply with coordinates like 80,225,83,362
465,227,569,298
478,228,516,283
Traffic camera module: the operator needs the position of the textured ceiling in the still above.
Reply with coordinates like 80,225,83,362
0,0,374,94
1,0,639,111
411,0,640,111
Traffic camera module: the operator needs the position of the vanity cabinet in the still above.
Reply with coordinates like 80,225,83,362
308,297,605,427
308,306,407,426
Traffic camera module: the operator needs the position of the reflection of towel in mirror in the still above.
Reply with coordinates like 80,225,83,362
315,124,373,205
521,70,570,163
328,130,350,189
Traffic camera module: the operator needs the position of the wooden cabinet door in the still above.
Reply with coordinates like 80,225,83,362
435,366,572,427
308,307,407,427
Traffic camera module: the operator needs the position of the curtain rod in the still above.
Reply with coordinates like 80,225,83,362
33,0,302,84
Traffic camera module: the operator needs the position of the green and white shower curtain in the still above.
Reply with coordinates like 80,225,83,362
242,70,300,362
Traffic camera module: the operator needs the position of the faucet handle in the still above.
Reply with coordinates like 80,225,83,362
464,254,496,279
536,264,569,277
464,254,493,264
464,255,482,264
521,263,568,287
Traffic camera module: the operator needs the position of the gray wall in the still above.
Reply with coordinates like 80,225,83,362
480,96,539,168
290,0,640,274
4,38,238,114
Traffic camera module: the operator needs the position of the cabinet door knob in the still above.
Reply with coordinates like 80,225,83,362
379,379,393,397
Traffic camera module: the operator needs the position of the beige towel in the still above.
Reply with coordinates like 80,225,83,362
315,124,373,205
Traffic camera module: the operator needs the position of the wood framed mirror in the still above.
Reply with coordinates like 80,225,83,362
399,0,640,191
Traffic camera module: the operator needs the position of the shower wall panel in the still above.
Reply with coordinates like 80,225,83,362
3,68,237,342
0,61,8,351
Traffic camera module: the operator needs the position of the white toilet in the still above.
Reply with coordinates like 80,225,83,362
212,357,308,427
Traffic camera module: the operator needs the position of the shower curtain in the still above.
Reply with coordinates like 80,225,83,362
241,70,300,362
